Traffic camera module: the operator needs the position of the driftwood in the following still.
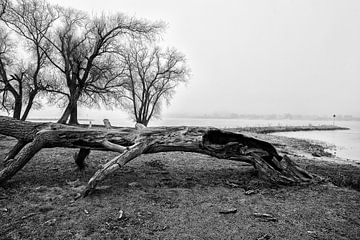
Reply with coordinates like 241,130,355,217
0,116,320,197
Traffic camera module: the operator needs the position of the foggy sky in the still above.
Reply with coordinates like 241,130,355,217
48,0,360,117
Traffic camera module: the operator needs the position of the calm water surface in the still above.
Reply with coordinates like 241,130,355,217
272,121,360,162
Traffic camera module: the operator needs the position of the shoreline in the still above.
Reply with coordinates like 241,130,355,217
230,125,359,164
242,132,360,191
245,130,358,164
228,125,349,134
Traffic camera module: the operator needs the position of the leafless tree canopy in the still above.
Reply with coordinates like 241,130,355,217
0,0,188,126
0,0,57,120
117,41,190,126
0,26,15,114
42,7,164,124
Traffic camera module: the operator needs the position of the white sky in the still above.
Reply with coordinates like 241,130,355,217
47,0,360,117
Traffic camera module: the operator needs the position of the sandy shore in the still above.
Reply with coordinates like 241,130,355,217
0,133,359,239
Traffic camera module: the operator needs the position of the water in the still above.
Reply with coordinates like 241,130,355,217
272,121,360,162
76,116,359,162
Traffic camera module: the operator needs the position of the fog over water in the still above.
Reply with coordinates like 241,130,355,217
48,0,360,118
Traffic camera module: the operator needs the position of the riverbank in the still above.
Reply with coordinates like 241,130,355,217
0,133,359,239
231,124,359,162
245,132,360,190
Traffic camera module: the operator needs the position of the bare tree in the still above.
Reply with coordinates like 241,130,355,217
116,41,190,126
42,7,163,124
0,26,19,117
0,0,57,120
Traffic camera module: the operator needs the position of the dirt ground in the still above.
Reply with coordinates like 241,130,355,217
0,133,360,240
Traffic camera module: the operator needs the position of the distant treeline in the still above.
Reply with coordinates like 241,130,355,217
170,113,360,121
228,125,350,134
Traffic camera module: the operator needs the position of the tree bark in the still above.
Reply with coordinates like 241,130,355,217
3,140,27,165
58,94,80,124
74,148,90,170
58,103,72,124
0,116,322,196
68,100,79,125
136,120,149,127
0,137,45,183
20,93,36,121
12,97,22,120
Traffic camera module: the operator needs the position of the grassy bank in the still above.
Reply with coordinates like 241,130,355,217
0,133,359,239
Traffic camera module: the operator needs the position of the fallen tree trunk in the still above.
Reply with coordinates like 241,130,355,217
0,116,321,196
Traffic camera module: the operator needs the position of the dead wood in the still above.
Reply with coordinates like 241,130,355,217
0,116,321,196
74,148,91,170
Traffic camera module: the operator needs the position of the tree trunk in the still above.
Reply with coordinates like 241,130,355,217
12,97,22,120
68,100,79,125
20,93,36,121
74,148,90,170
0,116,323,197
58,103,72,124
143,119,149,126
58,95,79,124
137,119,149,127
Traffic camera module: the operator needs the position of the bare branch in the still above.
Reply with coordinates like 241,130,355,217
0,0,59,120
116,41,190,126
101,139,129,153
38,7,164,124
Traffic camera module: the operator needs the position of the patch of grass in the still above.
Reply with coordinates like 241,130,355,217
305,164,360,191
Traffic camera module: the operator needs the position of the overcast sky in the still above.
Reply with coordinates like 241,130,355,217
48,0,360,117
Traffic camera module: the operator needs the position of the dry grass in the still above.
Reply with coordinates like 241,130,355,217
304,162,360,191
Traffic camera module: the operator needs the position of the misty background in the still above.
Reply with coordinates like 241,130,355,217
30,0,360,120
